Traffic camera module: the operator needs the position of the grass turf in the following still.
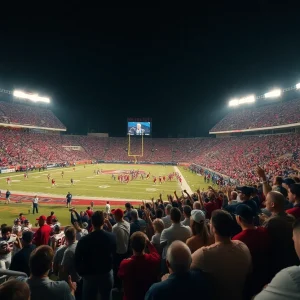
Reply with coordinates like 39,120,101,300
0,164,209,226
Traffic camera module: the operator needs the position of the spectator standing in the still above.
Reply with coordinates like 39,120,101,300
129,209,146,235
21,245,76,300
112,208,130,290
22,220,32,232
181,205,191,227
186,210,213,253
32,216,52,247
60,227,81,299
150,219,165,254
0,226,22,269
10,231,36,276
161,204,172,228
254,218,300,300
75,211,116,300
118,232,160,300
160,208,192,273
32,195,39,214
191,210,252,300
145,241,212,300
232,204,271,296
262,191,299,279
46,211,56,225
124,202,132,222
73,222,88,241
85,207,93,219
272,176,288,198
0,280,30,300
287,183,300,219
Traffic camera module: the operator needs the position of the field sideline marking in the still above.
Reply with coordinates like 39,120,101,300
173,166,193,194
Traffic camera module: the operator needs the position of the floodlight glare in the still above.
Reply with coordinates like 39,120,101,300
13,90,50,103
264,89,281,98
228,99,239,107
228,95,255,107
296,83,300,89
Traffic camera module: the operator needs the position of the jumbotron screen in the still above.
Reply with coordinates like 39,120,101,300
127,121,151,135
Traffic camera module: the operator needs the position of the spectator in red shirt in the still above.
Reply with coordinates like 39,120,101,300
287,183,300,219
232,204,271,296
46,211,56,225
18,213,26,224
204,189,221,219
86,207,93,218
32,216,52,247
118,231,160,300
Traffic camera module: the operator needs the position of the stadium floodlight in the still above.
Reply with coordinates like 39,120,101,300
264,89,281,98
228,95,255,107
296,83,300,89
13,90,50,103
228,99,239,107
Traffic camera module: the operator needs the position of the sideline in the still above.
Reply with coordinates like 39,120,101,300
173,166,193,194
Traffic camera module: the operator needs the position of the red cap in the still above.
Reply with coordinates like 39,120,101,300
36,215,47,221
112,208,123,218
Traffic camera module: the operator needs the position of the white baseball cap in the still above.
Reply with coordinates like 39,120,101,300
191,210,205,223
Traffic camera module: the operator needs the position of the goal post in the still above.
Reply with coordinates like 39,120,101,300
128,134,144,161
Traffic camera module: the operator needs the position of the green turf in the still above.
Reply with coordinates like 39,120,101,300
0,164,210,226
0,164,206,199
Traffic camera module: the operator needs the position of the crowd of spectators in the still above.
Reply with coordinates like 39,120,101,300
0,101,66,130
210,98,300,132
1,168,300,299
1,128,300,185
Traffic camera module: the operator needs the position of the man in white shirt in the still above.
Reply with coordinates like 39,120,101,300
105,201,111,214
32,195,39,214
160,207,192,274
112,208,130,289
162,204,172,229
181,205,191,227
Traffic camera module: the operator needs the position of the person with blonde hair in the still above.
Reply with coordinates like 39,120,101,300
151,218,165,253
186,210,213,253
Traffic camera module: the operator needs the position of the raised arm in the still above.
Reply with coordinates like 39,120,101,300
256,166,271,196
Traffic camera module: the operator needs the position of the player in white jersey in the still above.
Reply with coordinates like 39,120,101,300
50,225,65,252
0,226,21,269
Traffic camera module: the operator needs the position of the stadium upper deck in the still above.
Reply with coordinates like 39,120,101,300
210,98,300,134
0,101,66,131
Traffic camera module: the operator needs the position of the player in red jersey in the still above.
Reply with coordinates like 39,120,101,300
51,178,56,187
146,172,150,179
163,175,166,182
153,177,157,184
179,177,182,185
159,176,162,184
6,177,11,185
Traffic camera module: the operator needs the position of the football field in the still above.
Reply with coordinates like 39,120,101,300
0,164,208,226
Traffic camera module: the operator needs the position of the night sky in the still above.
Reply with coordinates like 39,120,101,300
0,9,299,137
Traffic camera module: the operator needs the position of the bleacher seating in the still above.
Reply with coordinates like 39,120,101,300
210,98,300,132
0,101,65,130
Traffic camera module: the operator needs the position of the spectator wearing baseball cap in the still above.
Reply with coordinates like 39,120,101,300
186,210,213,253
112,208,130,289
287,183,300,219
232,204,271,296
32,215,52,247
254,218,300,300
10,231,36,276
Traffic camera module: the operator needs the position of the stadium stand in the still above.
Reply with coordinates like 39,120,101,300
0,101,66,130
210,98,300,132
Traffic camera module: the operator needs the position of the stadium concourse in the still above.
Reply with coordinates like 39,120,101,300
2,99,300,300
